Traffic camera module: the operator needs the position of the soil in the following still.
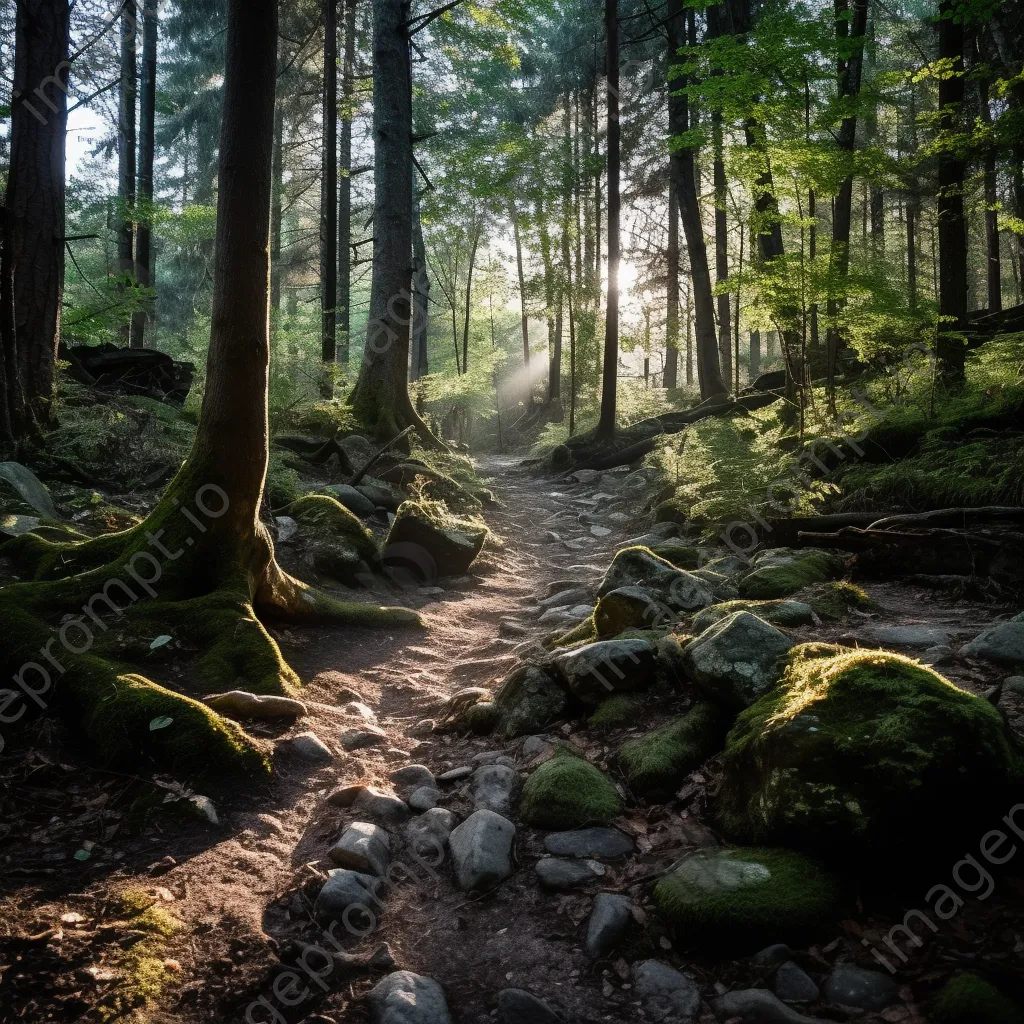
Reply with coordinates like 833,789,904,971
1,456,1022,1024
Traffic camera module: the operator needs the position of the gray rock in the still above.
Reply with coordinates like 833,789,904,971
538,606,577,625
521,735,555,759
324,483,377,518
554,638,657,704
693,568,739,601
288,731,334,761
543,827,634,859
702,554,749,576
367,971,452,1024
598,546,712,612
275,515,298,543
352,787,409,825
472,749,512,764
538,587,590,609
585,893,632,957
314,868,382,923
409,719,437,737
1005,675,1024,695
406,807,456,857
922,644,954,665
329,821,390,875
390,763,437,795
961,619,1024,667
774,961,820,1002
633,960,701,1022
437,766,473,783
472,764,518,815
534,857,605,889
493,664,569,739
866,624,951,649
448,809,515,891
822,964,899,1010
752,944,792,968
342,700,378,721
682,611,794,707
408,787,440,811
340,725,388,751
712,989,817,1023
496,988,560,1024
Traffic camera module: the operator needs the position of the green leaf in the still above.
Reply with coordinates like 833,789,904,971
149,716,174,731
74,849,91,861
149,635,173,650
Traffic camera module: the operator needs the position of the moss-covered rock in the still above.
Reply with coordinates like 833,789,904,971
719,644,1022,858
554,638,657,704
692,599,815,633
519,750,621,828
547,613,598,649
648,540,699,570
618,702,728,798
807,580,876,621
285,494,377,583
599,546,712,613
692,568,739,601
589,693,644,730
739,550,845,599
493,664,569,739
459,700,499,734
594,586,664,638
930,971,1022,1024
653,847,842,953
384,499,487,578
654,497,689,525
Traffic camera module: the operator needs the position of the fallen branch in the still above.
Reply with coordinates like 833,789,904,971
349,425,414,486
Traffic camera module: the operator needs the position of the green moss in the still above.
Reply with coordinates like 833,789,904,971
618,702,728,798
493,665,569,739
547,614,598,649
654,498,690,525
594,587,661,639
460,701,499,733
692,599,814,632
653,847,842,952
739,551,844,599
519,749,622,828
284,494,376,560
808,580,876,621
930,972,1022,1024
266,453,301,507
589,694,644,730
648,540,699,570
719,644,1022,858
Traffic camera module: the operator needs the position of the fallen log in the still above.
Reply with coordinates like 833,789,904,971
867,506,1024,531
273,435,355,475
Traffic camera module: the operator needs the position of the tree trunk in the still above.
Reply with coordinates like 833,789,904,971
906,84,919,310
410,191,429,380
338,0,357,364
130,0,157,349
5,0,69,432
667,0,726,400
270,103,285,313
510,201,531,399
118,1,138,347
537,190,558,404
977,67,1001,312
749,329,761,377
350,0,441,444
712,112,731,384
596,0,620,441
936,0,968,386
321,0,338,372
665,179,680,388
461,218,481,375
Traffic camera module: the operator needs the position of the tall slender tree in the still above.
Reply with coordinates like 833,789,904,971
118,1,138,345
321,0,339,376
337,0,357,364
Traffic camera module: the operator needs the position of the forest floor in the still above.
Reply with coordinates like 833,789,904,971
1,454,1023,1023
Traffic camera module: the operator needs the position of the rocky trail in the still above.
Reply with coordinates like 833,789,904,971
3,456,1024,1024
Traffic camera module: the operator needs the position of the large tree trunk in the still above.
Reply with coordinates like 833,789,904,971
665,179,680,389
977,66,1001,312
461,218,481,374
118,0,138,350
596,0,620,441
350,0,441,443
130,0,158,350
511,200,531,399
337,0,357,364
936,0,968,386
667,0,726,400
537,191,559,404
321,0,338,374
6,0,69,432
410,191,429,380
270,102,285,313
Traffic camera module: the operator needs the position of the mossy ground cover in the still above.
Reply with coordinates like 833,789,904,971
691,598,815,632
653,847,842,952
806,580,875,619
739,551,844,599
519,749,621,828
719,644,1023,861
930,971,1022,1024
589,693,645,730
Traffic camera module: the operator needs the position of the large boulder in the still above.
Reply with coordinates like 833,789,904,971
323,482,377,518
519,750,621,829
739,549,845,599
553,638,656,704
598,546,713,613
681,611,794,708
448,809,515,891
383,500,487,579
692,599,815,633
367,971,452,1024
719,644,1022,858
653,847,841,953
594,586,665,638
284,494,377,583
492,664,568,739
961,613,1024,667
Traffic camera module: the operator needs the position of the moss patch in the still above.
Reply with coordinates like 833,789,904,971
739,551,844,599
654,498,690,525
493,664,568,739
692,599,814,632
589,693,644,730
519,749,621,828
807,580,876,620
719,644,1022,859
930,971,1022,1024
547,614,598,649
619,702,729,799
653,847,842,953
284,494,377,560
648,540,699,570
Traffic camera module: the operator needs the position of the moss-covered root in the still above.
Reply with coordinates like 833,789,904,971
519,749,621,829
930,972,1023,1024
618,702,730,799
653,847,842,953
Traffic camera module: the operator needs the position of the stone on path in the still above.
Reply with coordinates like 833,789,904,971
585,893,632,957
408,786,440,811
774,961,820,1002
496,988,561,1024
204,690,306,719
822,964,899,1010
390,763,437,795
406,807,457,858
865,624,952,649
448,809,515,891
543,827,634,859
329,822,390,875
437,765,473,783
752,944,792,968
340,725,388,751
314,868,382,923
352,787,409,825
711,989,817,1023
961,615,1024,667
554,638,656,704
472,764,518,815
288,731,334,761
633,960,701,1022
367,971,452,1024
534,857,605,889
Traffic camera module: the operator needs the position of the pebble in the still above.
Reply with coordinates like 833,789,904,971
340,725,388,751
409,718,437,736
408,786,441,811
543,827,634,859
275,515,298,543
752,944,793,968
342,700,378,721
496,988,561,1023
585,893,632,957
288,732,334,761
367,971,453,1024
534,857,605,890
590,525,612,537
822,963,899,1010
471,751,516,767
449,809,515,891
327,783,367,807
437,766,473,783
314,868,382,924
774,961,820,1002
521,735,554,759
472,764,518,815
329,821,390,875
633,960,701,1022
390,763,437,794
351,787,410,825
